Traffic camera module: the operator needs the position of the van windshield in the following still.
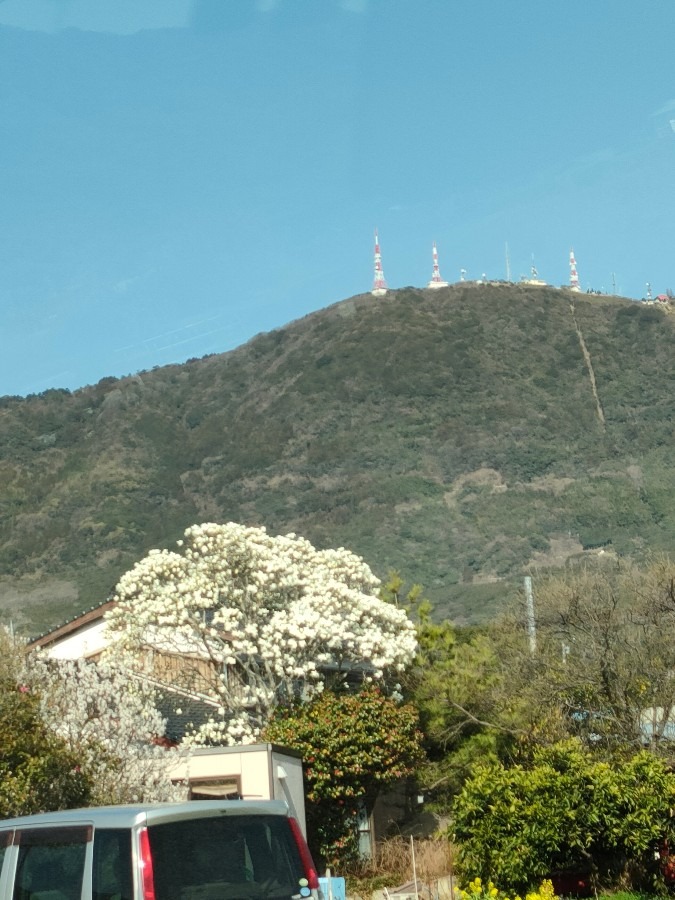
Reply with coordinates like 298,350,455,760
147,815,308,900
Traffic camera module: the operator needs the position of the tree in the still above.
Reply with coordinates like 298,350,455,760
453,741,675,893
263,686,424,868
0,627,176,811
105,523,418,744
0,677,92,817
491,559,675,753
411,558,675,791
27,654,184,804
402,597,523,805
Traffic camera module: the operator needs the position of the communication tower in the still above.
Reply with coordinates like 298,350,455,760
427,241,449,289
522,254,546,286
569,249,581,292
372,229,388,296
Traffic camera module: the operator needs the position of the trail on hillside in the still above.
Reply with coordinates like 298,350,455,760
570,301,606,429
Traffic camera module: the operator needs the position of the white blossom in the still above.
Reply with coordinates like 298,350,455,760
104,522,418,745
27,652,186,804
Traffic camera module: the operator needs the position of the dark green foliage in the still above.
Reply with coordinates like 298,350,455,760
263,687,424,869
0,680,92,817
0,284,674,633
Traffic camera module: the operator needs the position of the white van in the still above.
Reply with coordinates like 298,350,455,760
0,801,320,900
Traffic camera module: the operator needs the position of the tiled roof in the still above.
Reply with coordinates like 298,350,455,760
154,687,222,743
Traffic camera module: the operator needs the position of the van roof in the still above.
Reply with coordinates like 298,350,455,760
0,800,290,830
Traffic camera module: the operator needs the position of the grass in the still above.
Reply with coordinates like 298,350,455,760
596,894,659,900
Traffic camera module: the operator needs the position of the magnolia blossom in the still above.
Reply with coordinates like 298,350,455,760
27,653,185,803
105,523,418,745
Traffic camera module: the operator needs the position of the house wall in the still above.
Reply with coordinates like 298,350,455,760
271,749,306,834
372,782,410,841
167,744,307,836
42,619,108,659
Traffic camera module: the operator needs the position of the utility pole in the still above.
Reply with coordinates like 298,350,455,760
524,576,536,655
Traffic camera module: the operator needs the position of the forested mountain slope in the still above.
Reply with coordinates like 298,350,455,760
1,282,673,633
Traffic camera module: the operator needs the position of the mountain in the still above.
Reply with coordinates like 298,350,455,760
1,282,674,634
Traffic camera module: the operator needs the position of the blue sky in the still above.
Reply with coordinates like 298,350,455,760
1,0,674,396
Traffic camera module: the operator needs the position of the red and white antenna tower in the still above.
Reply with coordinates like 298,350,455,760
372,228,388,296
427,241,449,289
569,249,581,292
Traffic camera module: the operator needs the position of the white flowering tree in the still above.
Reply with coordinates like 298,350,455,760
27,654,185,804
105,522,418,745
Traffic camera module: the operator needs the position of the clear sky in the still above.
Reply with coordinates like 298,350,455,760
1,0,674,396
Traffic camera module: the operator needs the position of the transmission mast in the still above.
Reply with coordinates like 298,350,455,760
569,249,581,292
372,229,388,296
427,241,449,289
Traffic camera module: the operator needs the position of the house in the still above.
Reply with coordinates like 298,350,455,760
28,599,246,712
28,600,420,855
27,603,308,836
28,600,115,660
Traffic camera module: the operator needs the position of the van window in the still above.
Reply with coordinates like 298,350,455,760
148,815,307,900
14,827,91,900
93,830,133,900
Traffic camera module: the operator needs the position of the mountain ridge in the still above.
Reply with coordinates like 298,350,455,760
2,282,674,634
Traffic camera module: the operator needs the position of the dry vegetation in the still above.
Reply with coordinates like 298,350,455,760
347,838,457,898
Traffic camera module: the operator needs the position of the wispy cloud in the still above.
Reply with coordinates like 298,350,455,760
251,0,369,13
20,370,74,395
0,0,192,35
114,313,226,355
339,0,369,12
651,99,675,117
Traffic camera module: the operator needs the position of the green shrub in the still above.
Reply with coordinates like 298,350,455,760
0,679,92,816
452,742,675,893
